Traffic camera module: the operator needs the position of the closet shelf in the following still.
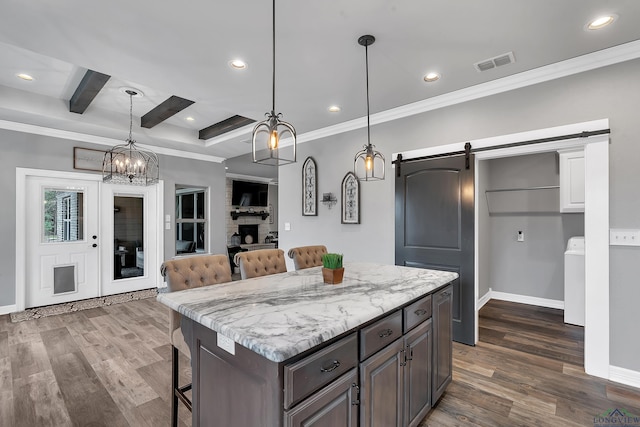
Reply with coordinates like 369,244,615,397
484,185,559,214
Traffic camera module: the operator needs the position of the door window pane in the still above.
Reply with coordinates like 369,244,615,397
114,195,144,279
43,189,84,243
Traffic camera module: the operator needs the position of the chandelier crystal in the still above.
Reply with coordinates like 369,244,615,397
103,89,159,185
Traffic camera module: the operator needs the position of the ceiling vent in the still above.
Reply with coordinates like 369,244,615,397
474,51,516,72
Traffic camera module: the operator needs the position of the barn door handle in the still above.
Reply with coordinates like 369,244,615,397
378,328,394,338
414,309,427,316
320,360,341,373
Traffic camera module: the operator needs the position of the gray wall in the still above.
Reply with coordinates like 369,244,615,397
476,159,491,301
0,129,227,306
278,58,640,372
485,153,584,301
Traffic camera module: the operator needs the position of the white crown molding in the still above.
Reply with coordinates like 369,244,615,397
609,365,640,389
299,40,640,146
0,119,225,163
490,290,564,310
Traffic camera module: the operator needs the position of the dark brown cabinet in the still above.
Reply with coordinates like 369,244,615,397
404,319,432,427
432,284,453,405
284,369,359,427
184,282,453,427
360,338,404,427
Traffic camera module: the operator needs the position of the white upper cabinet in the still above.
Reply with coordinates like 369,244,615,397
558,149,585,213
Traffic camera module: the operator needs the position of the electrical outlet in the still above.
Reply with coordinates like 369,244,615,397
610,229,640,246
517,231,524,242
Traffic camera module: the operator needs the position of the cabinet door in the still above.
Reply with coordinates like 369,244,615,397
559,150,585,213
432,285,453,406
284,369,358,427
360,338,404,427
404,319,432,427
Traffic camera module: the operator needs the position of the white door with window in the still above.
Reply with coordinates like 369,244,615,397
25,176,100,308
20,169,162,310
100,183,159,295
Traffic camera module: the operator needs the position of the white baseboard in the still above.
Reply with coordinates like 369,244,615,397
477,288,492,310
610,365,640,389
489,290,564,310
0,304,17,315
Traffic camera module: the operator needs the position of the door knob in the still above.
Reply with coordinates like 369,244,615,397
92,235,97,239
92,243,97,248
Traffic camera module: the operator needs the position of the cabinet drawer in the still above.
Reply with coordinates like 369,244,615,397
359,310,402,361
404,295,432,333
284,333,357,409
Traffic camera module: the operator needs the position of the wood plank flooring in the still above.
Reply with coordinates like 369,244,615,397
420,299,640,426
0,298,638,426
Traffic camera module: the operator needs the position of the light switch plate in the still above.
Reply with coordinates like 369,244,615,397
284,222,291,231
610,229,640,246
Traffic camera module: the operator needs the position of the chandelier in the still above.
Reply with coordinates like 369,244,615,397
103,89,159,185
354,35,385,181
251,0,296,166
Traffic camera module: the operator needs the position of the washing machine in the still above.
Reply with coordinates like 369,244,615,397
564,236,585,326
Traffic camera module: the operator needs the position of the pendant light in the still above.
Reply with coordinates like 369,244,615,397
103,89,159,185
251,0,296,166
354,35,385,181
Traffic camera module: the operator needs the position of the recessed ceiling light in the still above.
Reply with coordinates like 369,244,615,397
423,72,441,82
229,59,247,70
587,15,617,30
16,73,34,81
185,116,195,122
328,105,341,113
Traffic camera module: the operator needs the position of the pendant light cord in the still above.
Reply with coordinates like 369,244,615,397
365,43,371,147
272,0,276,113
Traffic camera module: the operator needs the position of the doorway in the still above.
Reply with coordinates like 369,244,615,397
16,168,163,310
393,119,610,379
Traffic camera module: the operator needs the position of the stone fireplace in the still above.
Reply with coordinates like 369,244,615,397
238,224,259,245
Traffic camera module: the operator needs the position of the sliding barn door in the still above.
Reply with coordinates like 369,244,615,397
395,155,475,345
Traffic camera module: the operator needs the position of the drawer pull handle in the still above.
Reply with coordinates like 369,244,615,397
320,360,341,373
378,328,394,338
414,308,427,316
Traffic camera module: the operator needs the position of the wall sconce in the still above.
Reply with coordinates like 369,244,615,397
322,192,337,209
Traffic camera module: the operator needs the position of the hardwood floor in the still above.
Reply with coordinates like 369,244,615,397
1,298,638,426
420,299,640,426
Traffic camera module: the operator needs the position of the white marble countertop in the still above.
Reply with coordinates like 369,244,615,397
157,262,458,363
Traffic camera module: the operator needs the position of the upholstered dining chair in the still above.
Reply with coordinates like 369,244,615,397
235,248,287,280
287,245,328,270
160,254,232,427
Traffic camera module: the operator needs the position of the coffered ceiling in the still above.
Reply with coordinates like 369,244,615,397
1,0,640,178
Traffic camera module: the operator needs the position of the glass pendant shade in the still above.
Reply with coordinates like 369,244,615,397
354,34,385,181
103,90,159,185
354,144,385,181
252,110,296,166
251,0,296,166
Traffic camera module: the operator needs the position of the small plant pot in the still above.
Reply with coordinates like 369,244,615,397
322,267,344,285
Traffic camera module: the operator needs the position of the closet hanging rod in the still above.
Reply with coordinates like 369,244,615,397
485,185,559,193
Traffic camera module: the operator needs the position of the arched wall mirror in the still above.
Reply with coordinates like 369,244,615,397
175,185,208,255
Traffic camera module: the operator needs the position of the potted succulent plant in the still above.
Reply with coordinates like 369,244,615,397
321,253,344,285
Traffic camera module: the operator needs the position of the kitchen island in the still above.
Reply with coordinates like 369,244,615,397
157,262,457,427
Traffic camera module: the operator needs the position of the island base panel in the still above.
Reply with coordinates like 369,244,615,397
188,320,283,427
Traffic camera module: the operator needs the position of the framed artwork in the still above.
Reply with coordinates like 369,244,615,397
341,171,360,224
73,147,106,172
302,157,317,216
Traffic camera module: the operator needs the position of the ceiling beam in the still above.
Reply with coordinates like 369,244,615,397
69,70,111,114
141,96,195,128
199,115,255,140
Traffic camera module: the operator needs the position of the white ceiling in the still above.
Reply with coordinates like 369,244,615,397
1,0,640,178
